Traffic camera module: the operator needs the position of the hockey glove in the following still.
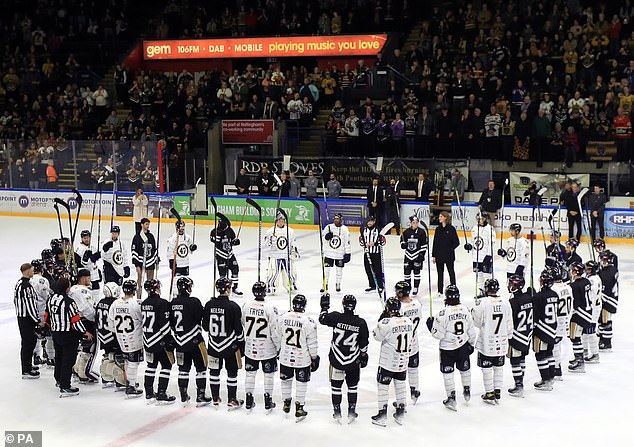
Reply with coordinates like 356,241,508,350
515,265,525,276
497,248,507,257
400,241,407,250
425,316,434,332
190,244,198,252
103,241,114,252
83,250,92,262
291,247,300,260
310,355,320,372
162,338,176,352
379,235,386,245
123,266,130,278
320,293,330,310
324,231,333,241
358,352,368,368
343,253,351,264
91,251,101,262
231,238,241,246
464,243,473,252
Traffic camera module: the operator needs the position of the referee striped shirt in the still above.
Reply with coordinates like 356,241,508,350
45,293,87,333
14,277,39,322
359,227,384,254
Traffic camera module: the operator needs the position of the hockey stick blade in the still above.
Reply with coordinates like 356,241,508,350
273,173,283,186
379,222,394,235
54,197,70,210
72,188,83,206
277,208,289,220
245,197,261,213
170,207,182,222
306,197,320,211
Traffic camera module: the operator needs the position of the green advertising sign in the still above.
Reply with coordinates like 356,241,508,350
172,196,315,225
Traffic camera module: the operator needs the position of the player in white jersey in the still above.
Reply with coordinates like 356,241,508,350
322,213,351,292
102,226,131,285
499,223,529,279
166,221,197,277
549,263,572,379
75,230,102,300
372,297,414,426
241,281,280,413
70,269,98,382
276,294,319,421
266,214,299,294
108,279,144,397
583,261,602,363
426,285,477,411
30,259,55,366
472,278,513,404
466,213,496,287
394,281,423,403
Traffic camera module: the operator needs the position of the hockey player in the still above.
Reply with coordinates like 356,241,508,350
276,294,319,422
568,262,593,373
372,297,413,426
210,215,242,296
95,282,123,389
400,216,427,295
499,223,529,279
394,281,423,403
108,280,144,397
242,281,280,413
593,238,618,270
265,213,298,294
426,285,476,411
131,218,159,297
549,264,572,379
545,230,565,264
563,238,582,266
471,278,513,404
166,221,197,277
170,277,210,406
141,279,176,404
506,274,533,397
70,269,98,383
75,230,102,300
583,261,602,363
319,293,369,423
359,216,385,293
597,250,619,351
466,213,496,288
102,226,131,285
202,277,245,409
322,213,351,293
30,259,54,366
531,270,559,391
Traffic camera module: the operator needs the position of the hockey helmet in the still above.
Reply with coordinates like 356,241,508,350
342,294,357,312
585,261,599,276
444,285,461,305
384,296,401,314
80,230,91,238
111,226,120,233
548,263,563,281
292,294,307,313
394,280,411,297
177,277,194,295
144,279,162,294
215,277,232,295
550,230,561,240
507,274,525,293
50,238,62,250
509,223,522,233
41,249,54,261
593,238,606,252
175,220,185,232
569,262,585,278
103,282,122,299
52,265,69,281
44,258,56,272
31,259,44,273
539,269,555,288
484,278,500,295
566,238,579,249
479,212,490,223
252,281,267,299
599,250,615,266
122,279,138,295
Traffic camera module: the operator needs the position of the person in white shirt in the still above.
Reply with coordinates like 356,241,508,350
499,223,529,279
75,230,102,301
132,188,149,235
70,269,97,382
287,92,303,121
265,214,298,294
322,213,351,292
30,259,54,365
465,213,496,289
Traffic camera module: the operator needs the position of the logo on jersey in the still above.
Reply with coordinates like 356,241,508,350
474,236,484,251
177,243,189,258
113,250,124,265
18,195,29,208
276,236,288,251
506,247,516,262
407,238,418,251
329,235,342,249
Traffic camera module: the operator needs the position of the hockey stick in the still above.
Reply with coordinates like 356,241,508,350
455,189,470,251
497,178,508,255
235,193,251,240
321,177,330,222
109,171,117,231
71,188,83,246
360,224,384,307
273,173,283,215
90,177,104,235
277,208,293,308
169,207,182,298
54,198,77,274
246,198,262,282
192,177,202,244
307,198,327,292
419,219,433,317
53,202,68,269
535,186,548,265
546,208,565,262
474,213,481,299
577,187,593,261
155,196,162,275
210,196,218,299
379,222,394,302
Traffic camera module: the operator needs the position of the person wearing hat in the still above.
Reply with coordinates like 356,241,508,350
359,216,385,293
75,229,102,301
102,226,131,285
70,268,98,383
587,183,607,241
265,212,299,294
366,176,385,228
322,213,351,292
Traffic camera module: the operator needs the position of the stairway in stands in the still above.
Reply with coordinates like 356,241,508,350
57,144,100,189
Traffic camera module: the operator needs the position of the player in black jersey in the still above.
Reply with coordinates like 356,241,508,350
597,251,619,351
593,239,618,270
210,215,243,295
545,230,565,265
170,277,211,406
96,282,123,388
400,216,427,295
507,275,533,397
563,238,582,266
319,293,369,424
568,262,593,373
141,279,176,404
532,270,559,391
202,277,245,409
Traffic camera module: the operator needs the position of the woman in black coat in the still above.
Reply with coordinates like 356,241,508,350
432,210,460,295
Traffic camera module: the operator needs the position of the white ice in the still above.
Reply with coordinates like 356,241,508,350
0,216,632,447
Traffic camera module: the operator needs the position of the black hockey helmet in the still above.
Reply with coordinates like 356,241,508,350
509,223,522,233
507,274,525,293
50,238,62,250
177,276,194,295
144,279,162,293
215,277,232,295
217,213,231,230
175,220,185,231
384,296,401,314
550,230,561,240
484,278,500,295
252,281,267,299
41,249,54,261
566,238,579,249
111,226,120,233
539,269,555,288
569,261,585,278
394,280,411,297
479,212,490,224
593,238,606,252
292,294,307,312
52,265,69,281
31,259,44,273
44,258,56,271
599,250,616,266
585,260,599,275
342,294,357,312
547,263,562,281
122,279,138,295
80,230,91,238
444,285,460,305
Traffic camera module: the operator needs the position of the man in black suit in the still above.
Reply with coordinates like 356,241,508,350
414,173,433,202
256,166,274,196
366,176,385,228
478,179,503,229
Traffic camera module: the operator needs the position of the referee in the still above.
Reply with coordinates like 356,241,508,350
45,276,93,397
14,263,43,379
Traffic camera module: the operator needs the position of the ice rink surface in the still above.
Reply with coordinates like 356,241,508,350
0,216,632,447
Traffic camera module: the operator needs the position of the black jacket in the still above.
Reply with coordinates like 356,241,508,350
563,190,581,213
432,223,460,262
366,185,385,208
414,179,434,202
478,187,502,213
234,173,251,195
587,192,607,214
